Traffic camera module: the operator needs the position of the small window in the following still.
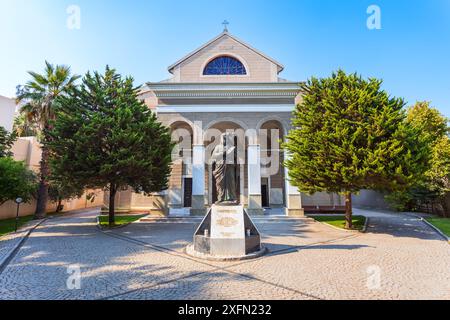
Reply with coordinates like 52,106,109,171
203,56,247,75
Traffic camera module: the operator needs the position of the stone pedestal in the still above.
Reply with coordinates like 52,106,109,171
247,195,264,215
191,195,207,216
187,204,265,260
286,194,304,216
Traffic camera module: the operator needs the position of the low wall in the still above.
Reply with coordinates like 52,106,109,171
353,190,391,210
0,190,104,220
0,136,105,220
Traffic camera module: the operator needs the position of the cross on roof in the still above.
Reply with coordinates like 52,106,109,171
222,20,229,32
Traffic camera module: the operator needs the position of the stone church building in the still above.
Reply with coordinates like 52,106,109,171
106,29,344,216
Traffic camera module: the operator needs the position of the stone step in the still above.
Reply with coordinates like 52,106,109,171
139,216,308,224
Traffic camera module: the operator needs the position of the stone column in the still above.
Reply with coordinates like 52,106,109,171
190,121,206,215
284,151,304,216
247,144,263,215
191,144,206,215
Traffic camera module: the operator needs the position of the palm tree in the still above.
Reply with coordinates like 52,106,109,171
17,61,80,219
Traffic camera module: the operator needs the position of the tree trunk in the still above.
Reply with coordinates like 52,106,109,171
441,193,450,218
109,184,117,227
345,192,353,230
35,146,49,219
56,197,63,213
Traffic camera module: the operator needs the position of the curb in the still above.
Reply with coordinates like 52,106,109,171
185,245,268,262
362,217,370,233
412,215,450,243
96,216,130,230
308,215,369,234
96,215,149,231
0,219,46,274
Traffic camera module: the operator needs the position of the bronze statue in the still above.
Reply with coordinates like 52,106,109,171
211,133,238,205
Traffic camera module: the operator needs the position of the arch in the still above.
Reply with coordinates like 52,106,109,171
203,119,249,207
204,117,249,133
204,119,249,152
202,54,248,76
258,118,286,182
256,116,288,137
166,118,195,132
169,120,194,163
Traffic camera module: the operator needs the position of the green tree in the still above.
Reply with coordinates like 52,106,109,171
13,113,38,138
16,61,80,219
47,67,174,226
48,180,84,213
389,102,450,215
405,102,448,142
0,157,37,206
428,136,450,216
284,70,428,229
0,126,16,158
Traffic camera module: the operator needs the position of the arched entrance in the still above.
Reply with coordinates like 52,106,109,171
204,121,248,206
258,119,286,210
169,121,193,211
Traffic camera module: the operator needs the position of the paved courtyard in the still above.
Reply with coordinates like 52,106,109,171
0,208,449,300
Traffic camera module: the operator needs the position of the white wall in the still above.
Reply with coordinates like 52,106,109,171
0,95,16,132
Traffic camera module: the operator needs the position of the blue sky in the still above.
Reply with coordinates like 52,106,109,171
0,0,449,117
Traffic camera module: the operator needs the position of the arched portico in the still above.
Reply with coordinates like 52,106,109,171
204,121,247,207
168,121,194,213
257,119,303,215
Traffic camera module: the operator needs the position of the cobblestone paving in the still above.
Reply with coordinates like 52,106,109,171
0,219,43,270
0,209,449,300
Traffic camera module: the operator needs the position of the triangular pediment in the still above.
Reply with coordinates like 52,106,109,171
168,31,284,75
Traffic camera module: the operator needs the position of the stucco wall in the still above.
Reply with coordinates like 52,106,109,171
302,192,344,207
0,95,16,132
0,190,104,220
0,137,104,220
353,190,391,210
10,137,42,172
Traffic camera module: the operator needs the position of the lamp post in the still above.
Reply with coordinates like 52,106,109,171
15,197,23,233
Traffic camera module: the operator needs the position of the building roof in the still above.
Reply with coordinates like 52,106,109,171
167,31,285,74
0,94,14,100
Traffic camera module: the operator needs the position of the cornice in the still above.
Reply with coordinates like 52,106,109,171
141,82,302,99
156,104,295,113
145,82,302,90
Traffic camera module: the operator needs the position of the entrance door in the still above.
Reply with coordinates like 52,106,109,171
261,178,269,208
183,178,192,208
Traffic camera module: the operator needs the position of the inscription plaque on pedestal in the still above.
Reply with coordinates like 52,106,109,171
211,205,245,240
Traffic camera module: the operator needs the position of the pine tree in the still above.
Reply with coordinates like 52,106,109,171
47,67,174,226
284,70,428,229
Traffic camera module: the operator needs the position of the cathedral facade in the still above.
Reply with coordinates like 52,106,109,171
106,29,344,216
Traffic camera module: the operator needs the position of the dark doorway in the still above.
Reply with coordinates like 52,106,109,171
183,178,192,208
261,178,269,208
